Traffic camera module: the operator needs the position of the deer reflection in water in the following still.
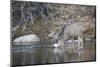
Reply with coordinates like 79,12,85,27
53,46,84,63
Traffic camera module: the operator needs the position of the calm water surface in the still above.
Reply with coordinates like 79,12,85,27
12,41,96,66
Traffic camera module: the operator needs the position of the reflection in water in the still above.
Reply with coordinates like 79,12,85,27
12,41,96,66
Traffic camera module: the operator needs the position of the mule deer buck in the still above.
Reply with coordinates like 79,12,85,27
49,16,95,50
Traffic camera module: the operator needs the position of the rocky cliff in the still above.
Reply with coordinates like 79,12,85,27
11,1,96,42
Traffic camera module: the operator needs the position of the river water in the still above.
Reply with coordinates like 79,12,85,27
12,41,96,66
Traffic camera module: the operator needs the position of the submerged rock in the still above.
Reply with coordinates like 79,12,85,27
13,34,40,43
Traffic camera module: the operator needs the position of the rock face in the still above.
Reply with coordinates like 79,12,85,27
13,34,40,43
12,1,96,42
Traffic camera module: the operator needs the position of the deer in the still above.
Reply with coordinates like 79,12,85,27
48,16,95,50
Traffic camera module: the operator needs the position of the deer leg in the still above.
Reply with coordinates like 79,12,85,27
71,36,74,48
78,36,83,50
80,37,83,49
60,39,64,49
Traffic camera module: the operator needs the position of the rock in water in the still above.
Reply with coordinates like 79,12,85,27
13,34,40,43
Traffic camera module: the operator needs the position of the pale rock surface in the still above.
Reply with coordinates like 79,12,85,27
13,34,40,43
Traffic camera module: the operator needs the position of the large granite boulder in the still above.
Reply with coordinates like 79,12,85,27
13,34,40,43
